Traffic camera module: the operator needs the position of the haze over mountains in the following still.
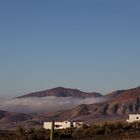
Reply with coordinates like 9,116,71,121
0,86,140,129
0,87,104,114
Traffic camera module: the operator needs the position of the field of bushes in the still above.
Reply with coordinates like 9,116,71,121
0,122,140,140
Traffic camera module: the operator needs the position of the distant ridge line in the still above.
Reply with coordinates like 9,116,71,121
17,86,102,98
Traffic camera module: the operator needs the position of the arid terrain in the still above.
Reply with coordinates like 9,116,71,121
0,86,140,130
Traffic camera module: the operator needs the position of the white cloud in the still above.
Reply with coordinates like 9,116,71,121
0,96,106,114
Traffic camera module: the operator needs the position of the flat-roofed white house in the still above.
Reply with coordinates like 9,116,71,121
126,114,140,123
43,120,83,129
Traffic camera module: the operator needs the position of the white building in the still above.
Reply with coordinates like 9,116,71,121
43,120,83,129
126,114,140,123
73,122,84,128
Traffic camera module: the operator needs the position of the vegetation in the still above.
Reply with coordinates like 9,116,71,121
1,122,140,140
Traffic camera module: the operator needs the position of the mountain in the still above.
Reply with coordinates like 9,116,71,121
102,86,140,115
17,87,102,98
0,110,32,123
104,90,126,99
33,86,140,124
1,86,140,128
106,86,140,102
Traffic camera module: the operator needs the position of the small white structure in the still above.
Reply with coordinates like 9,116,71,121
44,120,83,129
73,122,84,128
126,114,140,123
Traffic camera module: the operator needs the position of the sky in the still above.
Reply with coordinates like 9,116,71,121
0,0,140,97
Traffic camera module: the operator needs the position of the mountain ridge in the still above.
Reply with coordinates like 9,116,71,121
17,87,102,98
31,86,140,123
0,86,140,128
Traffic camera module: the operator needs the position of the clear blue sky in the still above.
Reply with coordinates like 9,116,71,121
0,0,140,97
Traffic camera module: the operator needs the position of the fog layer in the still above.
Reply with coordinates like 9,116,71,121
0,96,106,114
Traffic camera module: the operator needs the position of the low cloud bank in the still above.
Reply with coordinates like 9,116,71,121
0,96,107,114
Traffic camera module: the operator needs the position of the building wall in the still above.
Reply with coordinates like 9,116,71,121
54,121,71,129
43,121,72,129
44,122,52,129
73,122,83,128
61,121,71,129
127,114,140,123
43,121,83,129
